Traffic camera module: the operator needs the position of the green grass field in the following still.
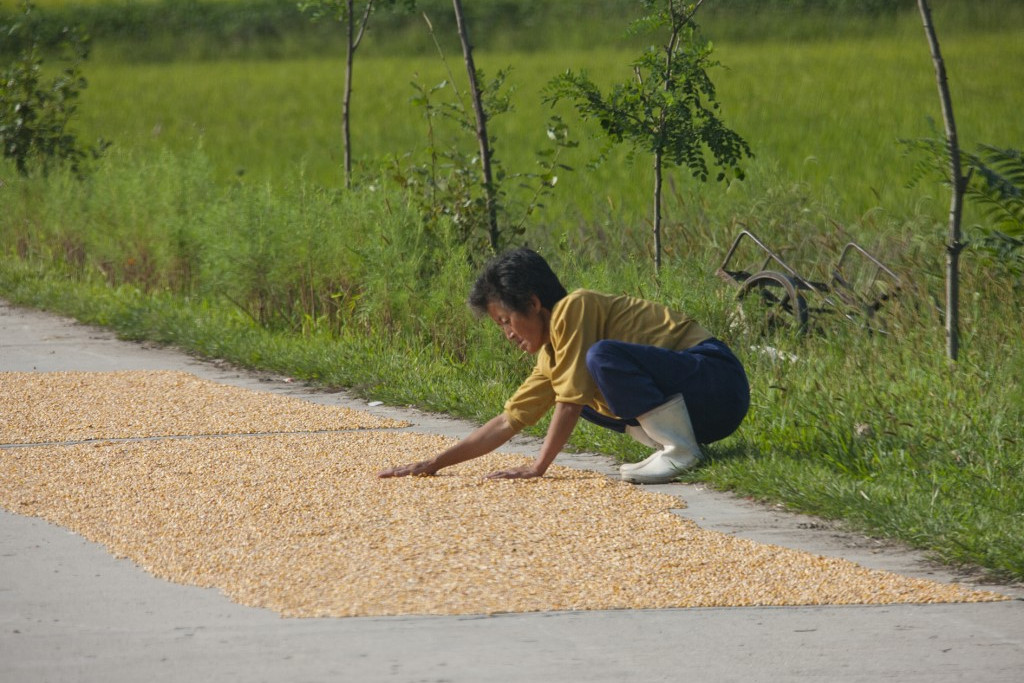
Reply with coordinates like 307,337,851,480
3,0,1023,582
64,21,1024,241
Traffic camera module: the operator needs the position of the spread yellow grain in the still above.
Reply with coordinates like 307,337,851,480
0,370,407,443
0,371,1007,617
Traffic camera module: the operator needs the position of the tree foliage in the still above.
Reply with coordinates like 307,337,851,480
904,132,1024,276
966,146,1024,238
396,59,575,259
544,0,750,271
0,0,106,177
965,145,1024,273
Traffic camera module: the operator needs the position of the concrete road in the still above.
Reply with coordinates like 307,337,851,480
1,299,1021,683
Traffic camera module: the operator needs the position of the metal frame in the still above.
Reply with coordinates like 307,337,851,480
716,229,903,333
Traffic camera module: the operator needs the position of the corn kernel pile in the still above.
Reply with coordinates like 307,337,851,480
0,371,1006,617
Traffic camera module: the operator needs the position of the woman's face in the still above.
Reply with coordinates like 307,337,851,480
486,296,550,355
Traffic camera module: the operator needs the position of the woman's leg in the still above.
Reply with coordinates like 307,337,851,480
579,405,631,432
585,338,750,444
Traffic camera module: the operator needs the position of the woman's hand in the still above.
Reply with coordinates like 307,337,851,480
482,402,582,481
484,403,583,480
377,414,519,480
377,460,438,478
484,464,545,480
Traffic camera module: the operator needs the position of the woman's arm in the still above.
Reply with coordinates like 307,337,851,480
377,413,520,478
485,401,583,479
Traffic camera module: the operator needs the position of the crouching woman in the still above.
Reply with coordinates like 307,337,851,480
378,247,749,484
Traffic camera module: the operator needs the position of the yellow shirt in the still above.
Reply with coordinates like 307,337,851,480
503,289,712,430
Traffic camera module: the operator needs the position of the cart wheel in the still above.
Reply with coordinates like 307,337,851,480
736,270,808,335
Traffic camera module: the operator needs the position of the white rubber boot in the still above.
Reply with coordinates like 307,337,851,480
624,424,660,449
620,394,701,484
619,424,663,474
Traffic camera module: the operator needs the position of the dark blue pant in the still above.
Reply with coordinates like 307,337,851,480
582,338,749,444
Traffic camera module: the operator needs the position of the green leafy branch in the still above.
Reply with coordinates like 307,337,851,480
0,0,108,177
544,0,750,272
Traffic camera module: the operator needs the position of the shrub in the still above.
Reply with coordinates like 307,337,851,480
0,0,106,177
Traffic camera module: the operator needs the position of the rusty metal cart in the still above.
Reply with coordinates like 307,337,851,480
715,229,903,334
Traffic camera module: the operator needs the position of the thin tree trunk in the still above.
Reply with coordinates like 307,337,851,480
340,0,374,191
917,0,964,361
342,0,354,189
650,0,699,276
653,150,664,275
451,0,499,251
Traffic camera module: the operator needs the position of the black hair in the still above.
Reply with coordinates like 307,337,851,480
467,247,568,316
